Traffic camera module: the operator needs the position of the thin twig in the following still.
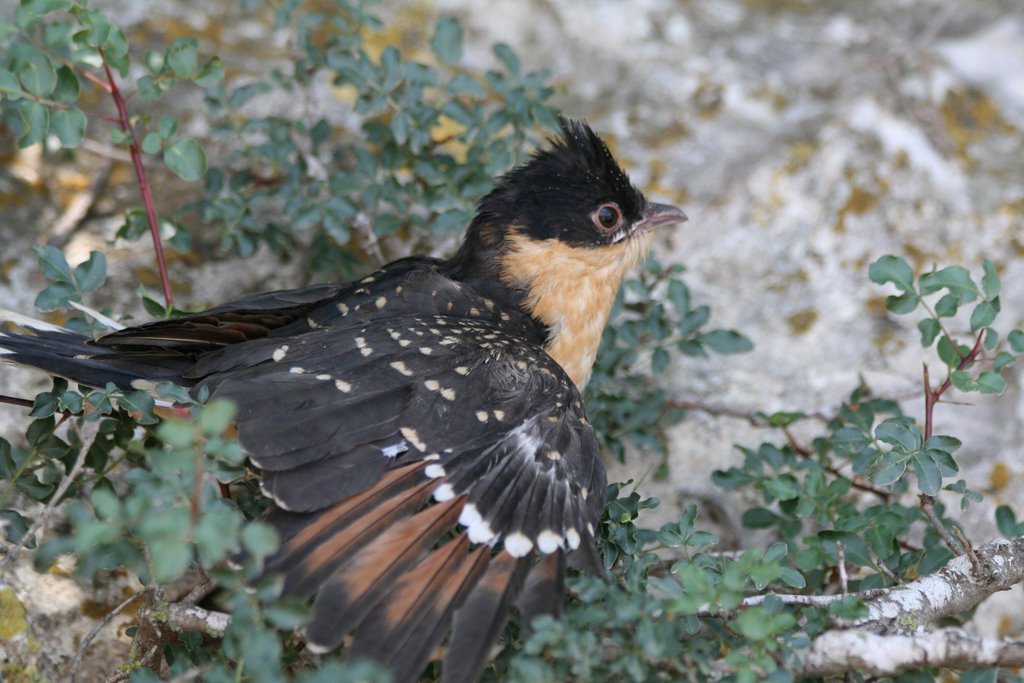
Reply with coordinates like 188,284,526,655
920,494,963,555
783,428,892,501
178,572,215,607
99,51,174,309
68,590,149,683
836,541,849,596
952,526,982,575
0,394,35,410
867,545,902,585
1,424,98,569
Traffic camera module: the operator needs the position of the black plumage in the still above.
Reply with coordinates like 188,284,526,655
0,119,687,681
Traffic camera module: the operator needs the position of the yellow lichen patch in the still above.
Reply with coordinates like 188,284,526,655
835,185,878,233
997,614,1021,638
0,587,29,640
786,308,818,335
941,87,1018,160
785,141,819,173
430,114,469,163
989,462,1012,492
864,295,890,317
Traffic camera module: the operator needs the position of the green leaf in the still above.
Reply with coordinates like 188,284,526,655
73,251,107,292
165,37,199,77
917,319,940,347
980,259,999,299
163,139,207,181
194,56,224,88
936,335,961,368
763,542,788,562
141,131,162,154
431,17,464,64
51,107,86,148
871,454,907,486
969,298,998,331
33,244,73,282
1009,329,1024,353
198,399,237,435
934,293,958,318
994,351,1015,372
868,255,914,292
651,347,670,374
919,266,978,303
34,282,77,311
995,505,1023,538
157,419,195,449
157,116,178,139
17,100,49,147
242,521,279,559
52,66,80,103
976,370,1007,395
0,67,21,97
698,329,753,354
17,46,57,97
778,566,806,589
922,435,961,454
949,370,973,392
493,42,520,76
874,417,921,453
912,454,942,495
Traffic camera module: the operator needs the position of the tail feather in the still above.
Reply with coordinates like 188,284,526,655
304,493,466,652
351,534,490,682
443,551,531,683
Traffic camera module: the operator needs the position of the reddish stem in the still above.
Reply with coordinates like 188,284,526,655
922,331,985,440
100,54,174,309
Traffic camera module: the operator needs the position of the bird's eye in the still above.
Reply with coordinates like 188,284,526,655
592,203,622,232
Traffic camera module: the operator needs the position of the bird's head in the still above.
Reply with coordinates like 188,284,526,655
450,119,687,388
475,119,686,250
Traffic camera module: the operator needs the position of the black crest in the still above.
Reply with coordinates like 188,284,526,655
475,119,646,246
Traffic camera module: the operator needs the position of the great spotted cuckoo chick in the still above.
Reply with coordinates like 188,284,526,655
0,120,686,682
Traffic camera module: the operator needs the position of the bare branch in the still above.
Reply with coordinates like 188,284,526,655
69,591,149,683
797,628,1024,677
162,603,231,638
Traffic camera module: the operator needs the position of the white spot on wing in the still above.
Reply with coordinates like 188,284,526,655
565,527,581,550
425,379,440,391
425,464,446,479
537,530,563,553
315,374,331,380
375,296,387,309
400,426,427,451
272,345,289,362
504,532,534,557
476,411,489,422
459,503,497,544
433,482,455,502
289,367,305,374
390,361,413,377
335,379,352,393
381,441,407,458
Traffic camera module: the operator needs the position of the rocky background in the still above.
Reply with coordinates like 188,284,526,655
1,0,1022,679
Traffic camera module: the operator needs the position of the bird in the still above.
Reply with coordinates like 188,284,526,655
0,119,686,682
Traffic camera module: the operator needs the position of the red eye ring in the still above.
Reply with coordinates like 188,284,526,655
592,203,622,232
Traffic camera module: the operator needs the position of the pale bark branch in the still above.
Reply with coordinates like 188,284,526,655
162,603,231,638
797,628,1024,677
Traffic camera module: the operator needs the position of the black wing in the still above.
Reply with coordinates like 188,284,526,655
2,262,608,683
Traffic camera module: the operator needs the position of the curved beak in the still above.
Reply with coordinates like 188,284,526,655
640,202,688,230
